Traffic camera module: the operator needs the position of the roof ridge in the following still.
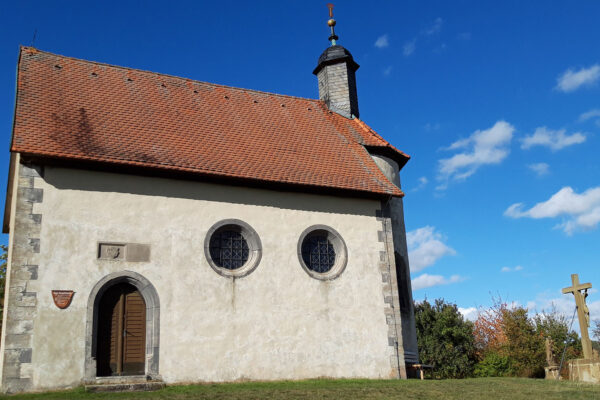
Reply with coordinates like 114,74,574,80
19,46,321,103
353,118,387,144
353,118,411,159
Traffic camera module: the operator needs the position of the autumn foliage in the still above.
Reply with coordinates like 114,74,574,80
415,296,582,379
470,297,582,378
473,297,507,356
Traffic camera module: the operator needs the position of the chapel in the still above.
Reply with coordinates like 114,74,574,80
0,10,418,393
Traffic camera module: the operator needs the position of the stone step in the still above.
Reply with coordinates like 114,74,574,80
85,381,166,393
93,375,151,385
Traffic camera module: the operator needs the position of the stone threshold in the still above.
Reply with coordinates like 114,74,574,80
85,375,165,393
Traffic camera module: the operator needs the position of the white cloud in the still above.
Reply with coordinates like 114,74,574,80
521,127,586,151
412,273,462,290
528,162,550,176
374,34,389,49
423,17,443,36
578,108,600,122
501,265,524,272
437,121,514,184
466,287,599,336
457,32,471,41
556,64,600,92
403,39,416,56
412,176,428,192
383,66,393,77
458,307,478,321
505,186,600,234
401,17,443,58
526,291,600,336
407,226,456,272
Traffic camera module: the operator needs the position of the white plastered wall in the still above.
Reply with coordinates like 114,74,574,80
24,166,392,389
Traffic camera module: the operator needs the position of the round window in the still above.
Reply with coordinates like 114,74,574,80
298,225,347,280
301,234,336,273
204,220,262,278
209,230,249,270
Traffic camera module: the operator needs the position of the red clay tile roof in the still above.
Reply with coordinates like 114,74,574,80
11,47,409,198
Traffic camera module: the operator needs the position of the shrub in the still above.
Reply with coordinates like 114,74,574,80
414,299,477,379
473,351,514,377
473,297,507,357
501,307,545,378
471,298,564,378
534,307,582,367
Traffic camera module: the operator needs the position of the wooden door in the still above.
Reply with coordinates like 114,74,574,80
96,283,146,376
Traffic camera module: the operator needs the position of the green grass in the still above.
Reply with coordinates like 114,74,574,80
2,378,599,400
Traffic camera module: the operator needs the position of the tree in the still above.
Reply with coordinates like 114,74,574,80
473,297,507,357
593,320,600,355
501,306,545,378
534,307,582,368
472,299,573,378
472,297,515,377
414,299,477,379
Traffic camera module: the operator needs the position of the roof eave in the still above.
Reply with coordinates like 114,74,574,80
364,145,410,170
18,153,404,200
312,56,360,75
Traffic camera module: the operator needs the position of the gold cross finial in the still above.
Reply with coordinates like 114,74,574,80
326,3,339,46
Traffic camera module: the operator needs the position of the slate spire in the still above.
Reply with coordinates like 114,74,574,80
313,4,360,119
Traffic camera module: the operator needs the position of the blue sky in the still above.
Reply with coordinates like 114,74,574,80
1,1,599,328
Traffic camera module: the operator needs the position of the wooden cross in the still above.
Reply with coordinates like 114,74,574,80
562,274,593,359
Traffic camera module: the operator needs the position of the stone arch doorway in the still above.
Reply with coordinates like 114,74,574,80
85,271,160,380
96,282,146,376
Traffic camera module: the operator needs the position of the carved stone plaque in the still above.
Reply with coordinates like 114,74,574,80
98,243,125,260
98,242,150,262
52,290,74,309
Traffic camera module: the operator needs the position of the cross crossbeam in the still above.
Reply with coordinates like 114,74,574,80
562,274,592,295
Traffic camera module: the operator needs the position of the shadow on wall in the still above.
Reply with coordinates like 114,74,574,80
43,166,379,217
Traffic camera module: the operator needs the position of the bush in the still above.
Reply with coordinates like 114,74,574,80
473,297,506,357
473,351,514,377
501,307,545,378
471,298,563,378
415,297,582,380
414,299,477,379
534,307,582,366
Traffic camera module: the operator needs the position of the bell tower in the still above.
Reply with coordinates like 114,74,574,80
313,4,360,119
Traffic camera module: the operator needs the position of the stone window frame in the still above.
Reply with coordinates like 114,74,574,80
297,225,348,281
203,219,262,278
